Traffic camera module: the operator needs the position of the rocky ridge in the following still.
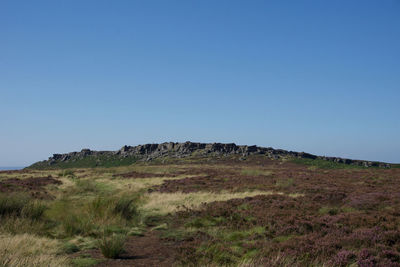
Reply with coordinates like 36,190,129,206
30,142,391,169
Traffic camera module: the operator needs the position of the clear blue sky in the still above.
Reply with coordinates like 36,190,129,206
1,0,399,166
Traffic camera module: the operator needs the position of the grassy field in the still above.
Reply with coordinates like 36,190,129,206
1,155,400,266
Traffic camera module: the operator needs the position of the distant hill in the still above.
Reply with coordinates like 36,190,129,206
0,167,25,171
26,142,394,169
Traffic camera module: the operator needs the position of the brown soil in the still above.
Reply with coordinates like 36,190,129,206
90,232,177,267
0,175,61,199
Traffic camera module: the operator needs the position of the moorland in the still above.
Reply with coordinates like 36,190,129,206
1,142,400,266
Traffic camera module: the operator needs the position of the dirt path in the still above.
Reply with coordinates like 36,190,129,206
94,232,176,267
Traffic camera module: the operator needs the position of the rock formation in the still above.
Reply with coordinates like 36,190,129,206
29,141,392,169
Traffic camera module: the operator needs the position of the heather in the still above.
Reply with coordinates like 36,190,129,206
1,154,400,266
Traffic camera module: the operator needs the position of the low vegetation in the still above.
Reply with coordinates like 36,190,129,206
0,155,399,266
141,190,300,215
0,234,67,267
291,158,366,169
98,234,126,259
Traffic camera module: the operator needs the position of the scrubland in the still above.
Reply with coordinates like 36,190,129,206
1,155,400,266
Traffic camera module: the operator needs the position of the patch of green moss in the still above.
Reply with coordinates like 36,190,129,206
70,256,99,267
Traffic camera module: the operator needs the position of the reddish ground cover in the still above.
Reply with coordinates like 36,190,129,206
0,175,61,199
101,157,400,266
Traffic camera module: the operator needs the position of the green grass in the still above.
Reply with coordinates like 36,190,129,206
318,206,340,215
224,227,266,242
98,234,126,259
319,206,357,215
197,243,237,265
62,242,80,254
70,256,99,267
241,169,272,176
0,193,46,220
75,180,102,193
65,179,113,196
113,195,139,221
43,177,141,238
185,216,227,228
181,215,267,265
275,178,294,189
61,214,96,237
58,169,76,178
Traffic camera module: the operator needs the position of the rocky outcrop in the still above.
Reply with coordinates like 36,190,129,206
30,141,392,169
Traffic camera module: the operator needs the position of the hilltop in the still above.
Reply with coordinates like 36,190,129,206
27,141,392,169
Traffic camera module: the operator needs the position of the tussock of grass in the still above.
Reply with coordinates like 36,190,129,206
0,193,46,219
0,234,67,267
61,241,80,254
142,191,302,215
98,234,126,259
113,196,139,220
0,216,50,235
68,236,98,251
47,193,140,237
74,179,103,194
0,193,49,235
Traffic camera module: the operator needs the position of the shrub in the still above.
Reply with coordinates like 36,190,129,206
88,195,139,222
98,234,126,259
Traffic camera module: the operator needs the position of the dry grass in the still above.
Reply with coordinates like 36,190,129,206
240,168,273,176
97,175,198,192
112,164,185,175
142,191,303,215
0,170,58,180
0,234,68,267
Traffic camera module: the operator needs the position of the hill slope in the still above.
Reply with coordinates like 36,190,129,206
27,142,392,169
